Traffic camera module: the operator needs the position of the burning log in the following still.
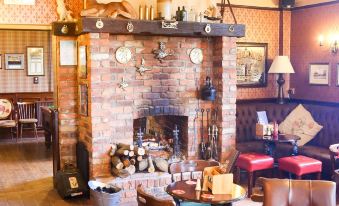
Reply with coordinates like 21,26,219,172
147,156,155,173
111,156,124,170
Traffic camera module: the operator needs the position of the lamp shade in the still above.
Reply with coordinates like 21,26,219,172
268,56,295,74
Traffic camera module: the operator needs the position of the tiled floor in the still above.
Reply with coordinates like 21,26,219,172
0,137,261,206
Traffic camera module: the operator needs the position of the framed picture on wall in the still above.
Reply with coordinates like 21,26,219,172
236,42,268,87
309,63,330,85
78,45,87,79
60,40,77,66
27,47,44,76
5,54,24,70
79,84,88,116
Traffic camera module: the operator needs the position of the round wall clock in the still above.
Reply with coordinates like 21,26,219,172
190,48,203,64
115,47,132,64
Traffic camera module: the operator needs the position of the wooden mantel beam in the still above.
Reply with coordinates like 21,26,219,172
53,18,245,38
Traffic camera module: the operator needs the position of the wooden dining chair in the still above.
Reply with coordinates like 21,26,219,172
137,184,175,206
168,160,219,182
0,99,18,141
17,102,38,140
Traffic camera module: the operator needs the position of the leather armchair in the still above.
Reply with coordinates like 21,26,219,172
251,178,336,206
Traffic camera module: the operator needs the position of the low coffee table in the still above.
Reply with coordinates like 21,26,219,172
256,134,301,157
166,180,246,206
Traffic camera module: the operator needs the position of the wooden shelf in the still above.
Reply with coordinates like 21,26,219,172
53,18,245,38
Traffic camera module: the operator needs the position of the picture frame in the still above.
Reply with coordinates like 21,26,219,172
60,40,77,66
78,45,87,79
27,47,44,76
79,84,88,116
5,53,24,70
236,42,268,87
309,63,330,85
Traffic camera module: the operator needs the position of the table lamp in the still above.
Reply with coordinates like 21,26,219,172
268,56,295,104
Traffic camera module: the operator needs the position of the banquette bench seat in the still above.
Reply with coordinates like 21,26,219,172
236,100,339,178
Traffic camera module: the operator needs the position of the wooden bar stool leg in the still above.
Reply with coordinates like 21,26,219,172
248,171,253,198
235,167,240,184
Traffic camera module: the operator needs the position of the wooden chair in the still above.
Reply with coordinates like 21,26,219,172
17,102,38,140
0,99,18,141
169,160,220,182
136,184,175,206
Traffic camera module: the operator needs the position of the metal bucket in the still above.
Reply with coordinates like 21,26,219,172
88,180,122,206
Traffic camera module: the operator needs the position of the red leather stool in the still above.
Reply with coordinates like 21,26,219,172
278,155,322,179
235,153,274,197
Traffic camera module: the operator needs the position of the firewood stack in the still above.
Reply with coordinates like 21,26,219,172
109,143,169,178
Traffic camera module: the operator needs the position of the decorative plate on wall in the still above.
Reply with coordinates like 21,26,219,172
190,48,203,65
115,47,132,64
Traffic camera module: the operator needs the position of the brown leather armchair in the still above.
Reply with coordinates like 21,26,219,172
251,178,336,206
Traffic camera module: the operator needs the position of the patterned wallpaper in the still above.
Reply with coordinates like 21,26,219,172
0,30,52,93
291,3,339,103
224,8,291,100
0,0,82,24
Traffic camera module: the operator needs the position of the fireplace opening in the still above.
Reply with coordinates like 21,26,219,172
133,115,188,160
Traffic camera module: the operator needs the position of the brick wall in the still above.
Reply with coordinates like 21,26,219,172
55,36,78,167
75,33,237,178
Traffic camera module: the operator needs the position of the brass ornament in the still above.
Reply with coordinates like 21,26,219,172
61,25,69,34
118,78,129,91
152,42,173,63
96,19,104,29
136,58,151,75
205,24,211,34
127,22,134,33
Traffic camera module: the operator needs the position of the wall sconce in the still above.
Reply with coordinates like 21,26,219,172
319,34,338,54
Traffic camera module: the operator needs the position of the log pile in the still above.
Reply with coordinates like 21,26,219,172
110,143,169,178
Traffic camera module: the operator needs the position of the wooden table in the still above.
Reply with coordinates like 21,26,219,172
256,134,301,157
166,180,246,206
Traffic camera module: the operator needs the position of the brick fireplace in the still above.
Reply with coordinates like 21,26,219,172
76,32,238,178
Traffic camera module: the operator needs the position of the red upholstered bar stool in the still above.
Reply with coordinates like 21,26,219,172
235,153,274,197
278,155,322,180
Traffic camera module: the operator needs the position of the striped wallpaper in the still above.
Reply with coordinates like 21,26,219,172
0,30,52,93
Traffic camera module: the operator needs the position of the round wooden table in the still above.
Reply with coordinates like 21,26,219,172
166,180,246,206
256,134,301,157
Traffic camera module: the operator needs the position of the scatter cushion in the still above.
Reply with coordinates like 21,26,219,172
279,104,323,146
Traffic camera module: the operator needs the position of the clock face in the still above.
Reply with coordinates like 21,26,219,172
190,48,203,64
115,47,132,64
